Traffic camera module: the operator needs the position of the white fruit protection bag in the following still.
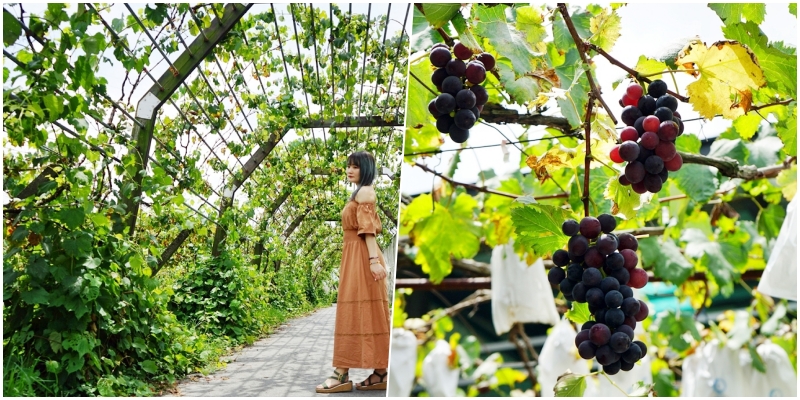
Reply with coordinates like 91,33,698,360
757,196,797,301
537,318,590,397
491,240,560,336
388,328,417,397
681,339,796,397
421,339,460,397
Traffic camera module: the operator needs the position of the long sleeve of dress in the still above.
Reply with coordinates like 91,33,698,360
356,202,382,237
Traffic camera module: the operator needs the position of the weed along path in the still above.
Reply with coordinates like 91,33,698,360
164,305,383,397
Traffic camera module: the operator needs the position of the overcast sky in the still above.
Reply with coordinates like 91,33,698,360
400,2,797,196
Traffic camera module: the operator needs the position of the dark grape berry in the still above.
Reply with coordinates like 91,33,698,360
453,42,473,60
640,131,659,150
617,233,638,251
441,76,463,96
597,214,616,233
616,325,635,340
436,114,454,133
620,360,635,371
622,342,642,363
634,340,647,357
658,120,679,141
609,331,631,353
619,285,633,299
445,59,466,77
465,62,486,84
634,300,649,321
654,106,674,122
568,235,589,258
559,278,576,296
633,116,646,135
470,85,488,106
605,290,623,308
595,308,607,324
656,94,678,112
605,252,624,270
619,174,631,186
567,263,583,282
600,277,620,293
621,106,643,126
547,266,566,285
584,247,605,268
579,217,602,240
596,234,619,256
638,95,657,115
619,141,640,162
583,268,602,287
562,219,579,236
632,180,647,194
572,282,588,302
575,329,590,347
431,68,449,88
470,107,480,120
456,89,477,109
624,316,636,329
595,345,617,365
643,174,663,193
578,341,597,360
454,109,476,129
449,125,470,143
644,155,664,174
658,167,669,183
647,79,668,98
636,144,654,163
610,267,630,285
673,116,685,135
624,161,646,184
431,43,449,50
552,249,570,267
430,47,451,68
603,361,622,375
428,100,442,118
435,93,456,114
621,296,641,317
582,321,597,331
605,308,625,328
620,249,638,270
589,323,611,346
586,287,604,307
476,52,496,70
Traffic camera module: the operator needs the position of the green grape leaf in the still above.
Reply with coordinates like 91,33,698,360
554,373,587,397
21,287,50,304
747,343,767,373
57,207,86,230
27,256,49,280
653,370,679,397
474,4,537,76
555,49,589,128
776,106,797,157
707,139,749,165
791,3,797,16
588,7,621,51
406,59,436,129
776,165,796,201
63,232,93,258
758,203,786,240
604,176,640,220
639,237,693,285
3,10,22,46
43,94,64,122
511,204,572,257
708,3,766,25
496,62,539,105
746,136,783,168
412,6,449,51
675,134,701,154
672,164,718,206
732,113,763,140
515,6,547,46
139,360,158,374
421,3,461,29
565,302,591,325
633,55,668,81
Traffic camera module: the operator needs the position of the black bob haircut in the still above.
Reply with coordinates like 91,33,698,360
347,151,376,201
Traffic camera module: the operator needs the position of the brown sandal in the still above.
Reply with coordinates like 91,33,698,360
355,370,388,391
315,369,352,393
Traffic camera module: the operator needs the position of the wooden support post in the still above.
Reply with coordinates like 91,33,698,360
153,228,193,275
123,3,251,236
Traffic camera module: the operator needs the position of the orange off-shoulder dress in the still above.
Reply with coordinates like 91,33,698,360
332,200,391,369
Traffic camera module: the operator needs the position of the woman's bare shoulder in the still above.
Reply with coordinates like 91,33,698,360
355,186,377,203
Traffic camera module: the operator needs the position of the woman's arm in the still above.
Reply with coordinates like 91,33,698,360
364,234,387,281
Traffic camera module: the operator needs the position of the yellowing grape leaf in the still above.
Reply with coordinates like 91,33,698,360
515,5,547,46
675,39,766,119
526,148,571,183
588,8,621,51
634,55,668,81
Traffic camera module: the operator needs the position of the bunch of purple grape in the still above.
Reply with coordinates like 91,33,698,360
427,41,494,144
547,214,650,375
609,79,685,194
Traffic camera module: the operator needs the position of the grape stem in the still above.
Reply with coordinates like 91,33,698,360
408,69,439,96
585,42,690,103
601,371,631,396
557,4,618,125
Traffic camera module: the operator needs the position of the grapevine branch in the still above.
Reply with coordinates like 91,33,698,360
413,162,569,200
582,93,594,217
480,103,574,134
557,3,618,125
679,152,795,181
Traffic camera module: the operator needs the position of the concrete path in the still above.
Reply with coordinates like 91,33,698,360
165,305,385,397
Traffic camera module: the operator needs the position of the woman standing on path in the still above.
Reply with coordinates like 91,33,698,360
316,151,391,393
